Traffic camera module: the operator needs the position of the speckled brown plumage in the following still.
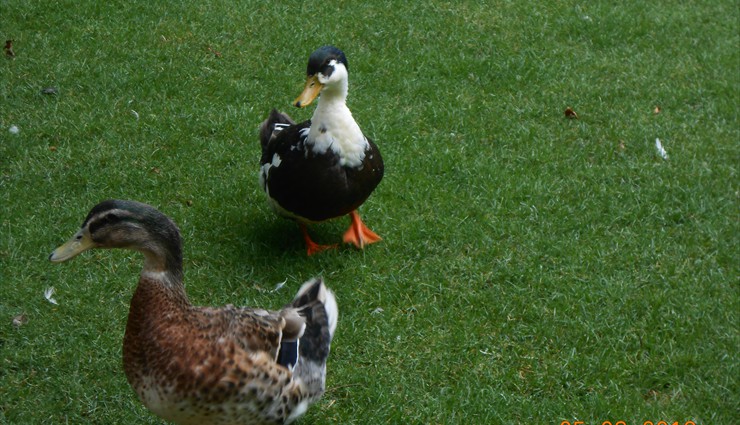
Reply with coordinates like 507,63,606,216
50,200,338,425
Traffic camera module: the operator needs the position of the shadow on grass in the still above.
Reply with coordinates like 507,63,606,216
210,207,361,281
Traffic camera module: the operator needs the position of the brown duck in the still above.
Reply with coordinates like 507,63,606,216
50,199,338,424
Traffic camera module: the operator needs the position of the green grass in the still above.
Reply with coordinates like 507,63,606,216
1,0,737,424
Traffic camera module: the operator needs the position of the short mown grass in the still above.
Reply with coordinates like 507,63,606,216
1,1,737,424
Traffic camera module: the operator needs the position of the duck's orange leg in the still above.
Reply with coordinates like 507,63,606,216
300,223,336,256
342,210,382,249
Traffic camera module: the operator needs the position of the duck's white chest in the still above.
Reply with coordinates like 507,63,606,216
306,104,368,167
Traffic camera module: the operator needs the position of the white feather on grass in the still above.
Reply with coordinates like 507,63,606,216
272,279,287,292
44,287,58,305
655,138,669,160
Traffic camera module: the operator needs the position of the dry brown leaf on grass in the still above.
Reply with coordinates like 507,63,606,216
564,107,578,119
653,105,661,114
206,46,222,58
12,314,28,328
518,366,532,380
4,39,15,58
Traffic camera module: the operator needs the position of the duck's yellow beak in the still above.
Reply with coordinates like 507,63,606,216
293,75,323,108
49,231,94,263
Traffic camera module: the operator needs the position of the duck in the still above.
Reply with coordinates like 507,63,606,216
49,199,338,425
259,45,384,256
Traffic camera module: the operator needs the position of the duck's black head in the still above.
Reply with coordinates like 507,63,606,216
294,46,350,108
306,45,348,78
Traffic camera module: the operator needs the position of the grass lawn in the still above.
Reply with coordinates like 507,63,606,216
1,1,737,424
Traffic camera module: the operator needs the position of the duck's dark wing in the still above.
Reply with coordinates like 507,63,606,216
259,109,297,157
260,119,383,222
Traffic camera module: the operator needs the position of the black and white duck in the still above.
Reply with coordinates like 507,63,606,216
259,46,384,255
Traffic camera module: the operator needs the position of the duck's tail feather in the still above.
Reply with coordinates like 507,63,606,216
259,108,296,153
288,278,337,396
277,308,306,371
291,278,337,361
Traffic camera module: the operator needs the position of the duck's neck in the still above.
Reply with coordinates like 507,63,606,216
124,251,189,386
308,81,368,167
138,241,187,302
310,82,352,127
317,77,348,105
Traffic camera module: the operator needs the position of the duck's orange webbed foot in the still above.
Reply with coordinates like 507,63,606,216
342,210,382,249
300,223,337,256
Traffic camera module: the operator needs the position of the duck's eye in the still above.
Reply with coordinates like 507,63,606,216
101,213,119,225
75,234,83,241
320,65,335,78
